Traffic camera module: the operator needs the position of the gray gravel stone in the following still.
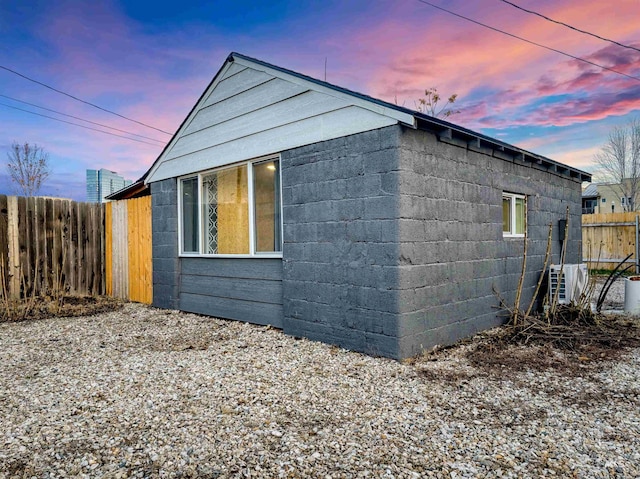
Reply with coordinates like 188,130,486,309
0,303,638,478
596,276,625,311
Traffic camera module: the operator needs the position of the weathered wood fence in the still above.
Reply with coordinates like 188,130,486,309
105,196,152,304
0,195,105,298
582,212,639,271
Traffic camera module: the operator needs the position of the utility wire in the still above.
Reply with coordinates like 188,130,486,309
0,94,166,144
416,0,640,83
0,102,164,147
497,0,640,54
0,64,173,135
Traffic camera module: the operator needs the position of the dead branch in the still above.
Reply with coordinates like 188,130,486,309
513,196,528,326
525,222,553,318
549,207,570,318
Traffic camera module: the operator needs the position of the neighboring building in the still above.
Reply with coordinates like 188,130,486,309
143,52,590,360
582,180,640,214
582,183,599,214
86,169,133,203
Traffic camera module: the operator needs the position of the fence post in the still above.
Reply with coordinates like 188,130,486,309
7,196,20,299
636,215,640,274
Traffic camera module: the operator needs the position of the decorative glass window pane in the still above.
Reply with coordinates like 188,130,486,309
515,197,525,234
181,177,199,253
502,197,511,233
253,160,282,253
202,165,249,254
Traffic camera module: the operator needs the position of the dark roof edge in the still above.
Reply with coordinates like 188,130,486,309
230,52,418,123
143,54,237,185
231,52,590,183
415,117,591,183
142,51,591,185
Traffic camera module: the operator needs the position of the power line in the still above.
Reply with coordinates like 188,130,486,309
0,94,166,144
0,102,164,147
416,0,640,84
497,0,640,54
0,64,173,135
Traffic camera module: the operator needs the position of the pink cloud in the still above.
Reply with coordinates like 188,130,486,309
547,146,602,170
0,1,230,194
339,0,639,132
3,0,639,199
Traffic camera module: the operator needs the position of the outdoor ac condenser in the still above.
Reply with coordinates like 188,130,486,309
548,264,589,305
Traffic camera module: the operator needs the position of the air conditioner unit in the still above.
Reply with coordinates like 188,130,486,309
548,264,589,305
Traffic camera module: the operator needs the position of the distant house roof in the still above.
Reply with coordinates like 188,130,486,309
582,183,599,198
144,52,592,184
105,175,149,201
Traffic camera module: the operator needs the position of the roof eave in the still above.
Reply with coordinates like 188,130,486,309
105,179,150,200
144,54,238,185
141,51,590,185
414,116,592,183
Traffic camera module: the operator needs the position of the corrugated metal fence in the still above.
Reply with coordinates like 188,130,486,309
582,212,639,271
0,195,104,298
105,196,152,304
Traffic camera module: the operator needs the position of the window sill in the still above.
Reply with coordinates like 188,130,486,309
179,253,283,259
503,234,525,239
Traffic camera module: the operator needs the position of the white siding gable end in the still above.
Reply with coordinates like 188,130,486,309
146,55,414,183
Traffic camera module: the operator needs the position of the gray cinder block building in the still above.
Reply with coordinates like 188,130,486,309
144,52,590,359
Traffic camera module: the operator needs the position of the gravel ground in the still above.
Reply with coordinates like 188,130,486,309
597,276,625,311
1,287,639,478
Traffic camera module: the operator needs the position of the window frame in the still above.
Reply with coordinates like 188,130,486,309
177,155,283,258
179,176,200,254
502,192,526,238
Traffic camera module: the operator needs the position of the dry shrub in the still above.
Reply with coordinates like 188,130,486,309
1,294,123,323
1,254,122,323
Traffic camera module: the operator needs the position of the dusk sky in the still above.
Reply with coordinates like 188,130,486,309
1,0,639,201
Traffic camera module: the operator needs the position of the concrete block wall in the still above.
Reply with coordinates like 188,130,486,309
396,126,582,357
281,127,404,358
150,179,180,310
149,125,583,361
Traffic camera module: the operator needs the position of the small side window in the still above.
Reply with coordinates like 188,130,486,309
502,192,526,237
502,196,512,233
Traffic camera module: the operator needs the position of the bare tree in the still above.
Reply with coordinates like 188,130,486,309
6,142,51,196
415,87,460,118
594,119,640,211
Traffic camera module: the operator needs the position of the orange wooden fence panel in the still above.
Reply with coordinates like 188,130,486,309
127,196,152,304
105,196,152,304
582,212,638,270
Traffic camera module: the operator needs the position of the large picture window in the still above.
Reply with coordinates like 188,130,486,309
503,192,525,237
179,157,282,256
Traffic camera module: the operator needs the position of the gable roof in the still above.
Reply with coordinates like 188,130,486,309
582,183,599,197
145,52,591,184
